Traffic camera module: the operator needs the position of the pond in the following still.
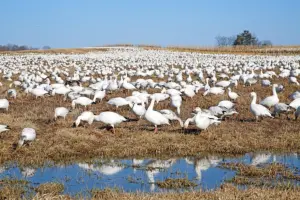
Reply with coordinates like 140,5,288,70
0,153,300,195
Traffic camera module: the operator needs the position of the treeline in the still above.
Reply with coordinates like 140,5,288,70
0,44,51,51
216,30,272,47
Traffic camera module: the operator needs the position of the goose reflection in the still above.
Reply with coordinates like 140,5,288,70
145,159,176,191
21,167,36,178
78,160,124,176
132,159,144,173
250,153,274,166
185,156,222,181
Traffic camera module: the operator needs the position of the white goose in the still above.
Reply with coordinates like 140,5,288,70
129,102,146,120
260,84,279,108
144,96,170,133
290,98,300,109
184,109,221,130
0,99,9,111
170,94,182,115
228,88,239,101
250,92,273,121
54,107,69,120
95,111,127,133
93,90,106,102
74,111,96,127
159,109,184,127
0,124,10,133
18,128,36,146
72,97,95,109
107,97,129,108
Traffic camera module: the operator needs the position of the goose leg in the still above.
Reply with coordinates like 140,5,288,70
154,125,158,134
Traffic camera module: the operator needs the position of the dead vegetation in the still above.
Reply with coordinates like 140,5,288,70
35,182,64,195
0,75,299,166
221,162,300,189
156,178,197,189
90,184,300,200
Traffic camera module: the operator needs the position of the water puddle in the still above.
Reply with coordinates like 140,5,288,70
0,153,300,195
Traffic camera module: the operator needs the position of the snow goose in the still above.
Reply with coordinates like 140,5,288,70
95,111,127,133
129,102,146,119
18,128,36,146
0,99,9,111
218,100,234,109
184,110,221,130
7,89,17,99
29,88,49,99
170,95,182,115
0,124,10,133
260,84,279,108
159,109,183,127
289,91,300,100
272,103,291,118
74,111,96,127
250,92,273,121
228,88,239,101
107,97,129,108
54,107,69,120
290,98,300,109
152,93,169,103
289,76,299,85
144,96,169,133
203,87,224,96
72,97,95,109
93,90,106,102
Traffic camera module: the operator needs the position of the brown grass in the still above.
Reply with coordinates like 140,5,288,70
35,182,64,195
90,184,300,200
0,75,300,166
156,178,197,189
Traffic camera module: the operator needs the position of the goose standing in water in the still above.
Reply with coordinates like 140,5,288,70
18,128,36,146
95,111,127,134
260,84,279,108
144,96,169,133
250,92,273,121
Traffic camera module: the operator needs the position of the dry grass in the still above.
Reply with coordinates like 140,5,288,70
35,182,64,195
90,184,300,200
0,75,300,166
156,178,197,189
221,162,300,189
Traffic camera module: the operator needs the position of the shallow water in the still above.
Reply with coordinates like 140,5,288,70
0,153,300,194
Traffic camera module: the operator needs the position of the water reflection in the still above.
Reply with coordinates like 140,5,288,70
0,153,299,194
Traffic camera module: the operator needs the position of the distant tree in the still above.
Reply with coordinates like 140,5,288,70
215,35,237,46
42,46,51,50
260,40,272,47
233,30,258,46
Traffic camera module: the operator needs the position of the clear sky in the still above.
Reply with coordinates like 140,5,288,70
0,0,299,48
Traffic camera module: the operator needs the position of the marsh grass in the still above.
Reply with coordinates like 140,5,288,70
89,184,300,200
156,178,197,189
35,182,64,195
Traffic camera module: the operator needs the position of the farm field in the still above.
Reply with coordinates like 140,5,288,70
0,47,300,199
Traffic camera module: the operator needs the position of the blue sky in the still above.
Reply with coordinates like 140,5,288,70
0,0,299,48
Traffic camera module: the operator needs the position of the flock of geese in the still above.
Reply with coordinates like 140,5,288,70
0,48,299,145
